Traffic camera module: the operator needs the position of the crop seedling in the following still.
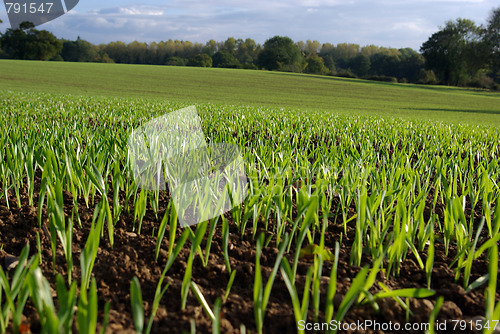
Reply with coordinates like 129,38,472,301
280,259,313,333
181,222,208,310
0,246,34,334
254,233,289,334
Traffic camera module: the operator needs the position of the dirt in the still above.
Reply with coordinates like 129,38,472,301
0,177,498,334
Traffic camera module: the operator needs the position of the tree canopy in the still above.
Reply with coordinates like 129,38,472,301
212,51,239,68
485,8,500,80
257,36,302,71
421,18,486,86
0,22,62,60
187,54,212,67
304,54,326,74
61,37,97,62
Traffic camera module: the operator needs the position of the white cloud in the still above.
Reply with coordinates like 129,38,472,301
97,6,164,16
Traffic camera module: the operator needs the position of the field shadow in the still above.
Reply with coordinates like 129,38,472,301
404,107,500,115
265,71,500,96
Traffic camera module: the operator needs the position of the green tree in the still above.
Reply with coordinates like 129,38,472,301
257,36,301,71
361,45,381,58
319,43,336,72
418,69,438,84
203,39,218,57
304,54,326,74
484,7,500,82
398,51,425,83
421,18,485,85
296,41,305,53
103,41,128,63
304,40,321,55
187,54,212,67
151,41,165,64
332,43,360,69
0,22,62,60
61,37,97,62
235,38,260,65
321,42,335,54
212,50,239,68
349,54,371,77
322,55,335,72
369,53,399,77
222,37,237,55
166,56,187,66
93,51,114,63
127,41,149,64
0,19,3,53
183,41,203,59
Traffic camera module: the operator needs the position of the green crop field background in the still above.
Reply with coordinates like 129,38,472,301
1,59,499,126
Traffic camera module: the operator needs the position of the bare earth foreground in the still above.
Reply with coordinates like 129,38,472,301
0,168,494,334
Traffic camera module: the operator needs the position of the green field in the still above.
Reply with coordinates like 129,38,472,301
1,59,499,126
0,60,500,333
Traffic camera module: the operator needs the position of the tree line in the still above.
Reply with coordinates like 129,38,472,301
0,7,499,89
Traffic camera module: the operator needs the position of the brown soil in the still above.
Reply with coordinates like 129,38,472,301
0,176,498,334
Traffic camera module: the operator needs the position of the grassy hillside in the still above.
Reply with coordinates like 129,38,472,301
0,59,499,125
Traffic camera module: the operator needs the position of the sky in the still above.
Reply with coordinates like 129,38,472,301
0,0,498,51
